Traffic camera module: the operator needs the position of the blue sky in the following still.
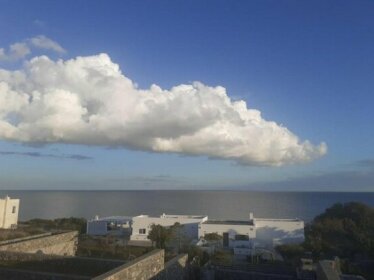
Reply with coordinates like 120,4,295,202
0,0,373,190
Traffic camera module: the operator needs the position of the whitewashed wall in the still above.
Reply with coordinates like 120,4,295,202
254,219,305,248
0,197,19,229
131,215,207,241
198,223,256,239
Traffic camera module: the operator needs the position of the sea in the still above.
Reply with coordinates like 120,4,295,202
0,190,373,223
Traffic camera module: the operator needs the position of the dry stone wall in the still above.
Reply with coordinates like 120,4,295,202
153,254,188,280
0,251,125,279
93,249,164,280
0,231,78,256
0,268,90,280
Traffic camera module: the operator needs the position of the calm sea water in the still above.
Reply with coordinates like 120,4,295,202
0,190,373,222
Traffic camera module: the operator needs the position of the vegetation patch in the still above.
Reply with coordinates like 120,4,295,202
22,217,86,234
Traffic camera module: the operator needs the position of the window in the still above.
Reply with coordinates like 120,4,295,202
12,206,16,214
235,234,249,241
139,228,146,234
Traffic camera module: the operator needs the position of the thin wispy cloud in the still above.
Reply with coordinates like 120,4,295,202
106,175,193,189
29,35,66,54
0,35,65,61
33,20,47,29
250,159,374,191
0,43,31,61
0,150,92,161
355,159,374,169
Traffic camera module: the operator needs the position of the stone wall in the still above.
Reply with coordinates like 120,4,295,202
153,254,188,280
0,231,78,256
0,251,125,279
0,248,189,280
203,264,296,280
93,249,164,280
0,268,90,280
209,269,296,280
0,233,52,246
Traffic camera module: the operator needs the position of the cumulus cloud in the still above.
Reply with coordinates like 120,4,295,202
0,35,64,61
0,53,327,166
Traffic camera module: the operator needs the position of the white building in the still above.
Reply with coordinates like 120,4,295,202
0,196,19,229
130,214,208,242
198,212,304,254
198,219,256,254
254,218,305,248
86,211,304,254
87,216,132,236
198,213,256,255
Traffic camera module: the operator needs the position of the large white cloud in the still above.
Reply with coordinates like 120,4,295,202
0,53,327,166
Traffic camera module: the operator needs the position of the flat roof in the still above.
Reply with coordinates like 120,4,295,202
203,220,254,226
91,216,132,222
162,214,207,219
134,214,207,219
255,218,302,222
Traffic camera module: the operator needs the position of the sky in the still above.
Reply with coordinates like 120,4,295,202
0,0,373,191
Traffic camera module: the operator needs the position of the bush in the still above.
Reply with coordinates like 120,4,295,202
204,233,222,241
24,217,87,234
276,244,305,261
188,246,210,266
304,202,374,259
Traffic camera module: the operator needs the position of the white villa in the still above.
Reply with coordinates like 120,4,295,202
198,212,304,256
86,211,304,255
130,214,208,242
0,196,19,229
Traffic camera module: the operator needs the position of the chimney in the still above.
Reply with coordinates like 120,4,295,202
249,212,254,220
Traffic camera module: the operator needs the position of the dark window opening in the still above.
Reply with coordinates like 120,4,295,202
235,234,249,241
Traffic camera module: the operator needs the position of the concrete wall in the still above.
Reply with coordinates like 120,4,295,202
0,196,19,229
93,249,164,280
131,215,207,241
254,219,304,248
0,231,78,256
153,254,188,280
